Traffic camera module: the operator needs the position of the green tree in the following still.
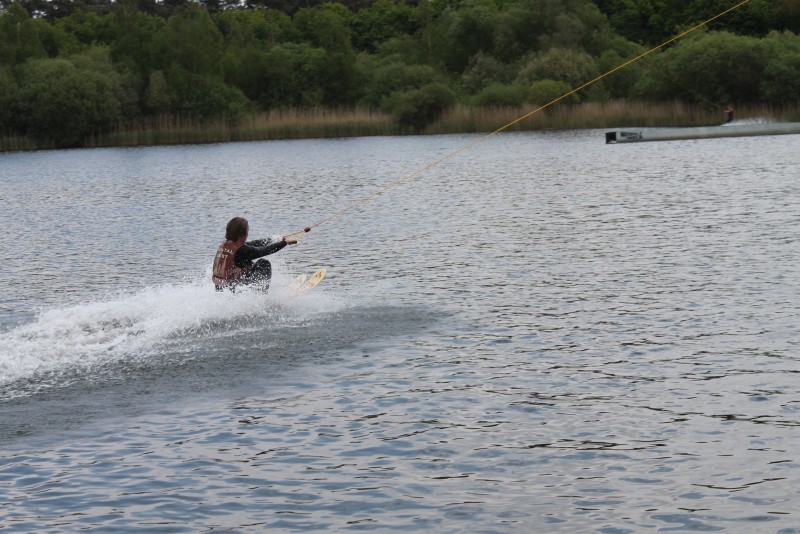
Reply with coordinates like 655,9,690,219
56,10,116,49
73,45,141,119
17,53,123,146
144,69,172,113
215,10,274,102
359,60,438,109
370,33,420,64
546,0,610,55
516,47,599,88
770,0,800,34
294,3,352,51
427,1,497,74
492,0,610,62
139,3,252,118
1,0,116,22
596,36,645,98
595,0,775,45
350,0,418,53
167,66,250,118
634,31,765,105
258,42,329,108
385,82,456,132
461,52,514,94
214,7,296,49
0,67,20,132
111,0,165,79
760,30,800,105
527,79,579,106
471,82,527,107
152,3,223,76
222,46,268,102
0,2,48,66
595,0,666,45
292,4,358,105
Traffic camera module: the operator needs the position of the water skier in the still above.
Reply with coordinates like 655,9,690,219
725,106,734,123
212,216,299,292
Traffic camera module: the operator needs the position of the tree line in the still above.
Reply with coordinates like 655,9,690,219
1,0,800,147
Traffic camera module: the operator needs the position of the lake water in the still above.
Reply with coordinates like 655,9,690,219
0,129,798,532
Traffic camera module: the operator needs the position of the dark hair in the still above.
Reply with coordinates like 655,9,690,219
225,217,249,241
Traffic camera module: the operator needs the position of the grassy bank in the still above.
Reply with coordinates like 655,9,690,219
2,101,800,152
95,108,397,147
430,101,800,134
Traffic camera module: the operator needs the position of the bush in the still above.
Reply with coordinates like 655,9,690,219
385,82,456,132
461,52,514,94
360,61,438,109
471,82,526,107
516,47,599,87
760,31,800,104
634,31,766,105
17,57,122,147
0,68,20,132
258,42,328,108
597,36,646,99
167,67,250,119
528,79,579,106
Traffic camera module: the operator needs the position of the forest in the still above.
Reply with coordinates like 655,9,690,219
1,0,800,148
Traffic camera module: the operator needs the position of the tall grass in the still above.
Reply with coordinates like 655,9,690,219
90,108,396,148
431,101,800,134
0,134,41,152
3,101,800,152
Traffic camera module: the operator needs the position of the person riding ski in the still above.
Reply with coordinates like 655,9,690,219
725,106,735,123
212,216,298,291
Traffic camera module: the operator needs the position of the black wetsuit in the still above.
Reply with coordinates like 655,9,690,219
221,238,287,291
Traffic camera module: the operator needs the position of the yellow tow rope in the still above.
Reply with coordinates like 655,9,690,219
290,0,752,240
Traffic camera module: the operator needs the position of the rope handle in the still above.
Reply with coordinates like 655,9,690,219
285,227,312,242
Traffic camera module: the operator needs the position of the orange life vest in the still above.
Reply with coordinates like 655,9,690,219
212,240,246,287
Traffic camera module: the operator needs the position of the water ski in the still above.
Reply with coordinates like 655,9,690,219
289,273,307,290
289,268,326,298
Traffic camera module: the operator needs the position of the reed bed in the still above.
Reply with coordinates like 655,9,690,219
90,108,396,148
0,134,42,152
431,101,800,134
2,101,799,152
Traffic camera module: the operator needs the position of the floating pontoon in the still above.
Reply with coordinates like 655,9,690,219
605,121,800,144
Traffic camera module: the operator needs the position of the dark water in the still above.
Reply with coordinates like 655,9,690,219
1,129,799,532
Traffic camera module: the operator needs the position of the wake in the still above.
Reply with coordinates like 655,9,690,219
0,271,344,398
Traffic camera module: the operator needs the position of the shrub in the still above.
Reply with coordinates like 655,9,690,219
528,79,579,106
17,57,122,147
385,82,456,132
471,82,526,107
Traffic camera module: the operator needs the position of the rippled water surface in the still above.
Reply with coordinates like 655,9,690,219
1,130,799,532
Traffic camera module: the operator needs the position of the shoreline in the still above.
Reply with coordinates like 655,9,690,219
2,101,798,153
